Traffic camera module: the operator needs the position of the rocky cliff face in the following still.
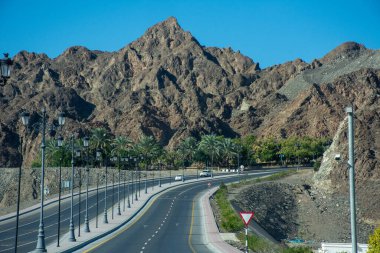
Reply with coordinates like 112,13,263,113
1,17,379,193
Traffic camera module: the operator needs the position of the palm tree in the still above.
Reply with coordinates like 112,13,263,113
177,137,198,181
134,135,162,193
111,136,132,215
90,127,111,224
91,128,111,160
220,138,238,169
178,137,197,164
162,150,180,183
198,134,221,177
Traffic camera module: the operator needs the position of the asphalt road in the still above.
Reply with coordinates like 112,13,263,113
83,171,278,253
0,171,199,253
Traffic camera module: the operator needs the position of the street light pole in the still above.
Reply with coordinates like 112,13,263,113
143,155,148,194
117,156,121,216
103,153,109,224
152,164,155,191
96,173,99,228
138,156,141,197
22,109,64,251
169,164,172,185
56,135,64,246
135,158,138,200
54,113,65,245
77,158,82,237
159,160,161,187
14,136,23,253
111,170,114,219
346,107,357,253
131,165,134,204
126,158,131,208
83,136,90,233
123,168,126,211
15,112,30,253
96,150,101,228
182,159,185,182
35,108,48,251
68,134,76,242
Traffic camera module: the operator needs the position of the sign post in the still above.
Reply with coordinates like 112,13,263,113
239,211,254,253
239,165,244,183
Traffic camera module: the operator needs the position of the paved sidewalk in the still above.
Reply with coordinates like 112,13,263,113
200,186,242,253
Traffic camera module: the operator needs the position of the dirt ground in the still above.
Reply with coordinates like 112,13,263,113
228,170,375,249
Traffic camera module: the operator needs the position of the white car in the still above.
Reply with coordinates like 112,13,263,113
200,170,212,177
174,175,183,181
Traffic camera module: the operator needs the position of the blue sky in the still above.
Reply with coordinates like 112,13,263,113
1,0,379,67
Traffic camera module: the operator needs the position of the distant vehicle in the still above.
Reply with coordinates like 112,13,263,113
199,170,212,177
174,175,183,181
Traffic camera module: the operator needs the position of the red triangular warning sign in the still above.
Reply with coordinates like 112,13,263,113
239,211,254,226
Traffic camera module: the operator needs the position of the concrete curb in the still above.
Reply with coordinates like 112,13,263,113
0,176,176,222
201,186,242,253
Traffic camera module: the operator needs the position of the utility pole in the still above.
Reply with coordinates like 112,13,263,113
346,106,357,253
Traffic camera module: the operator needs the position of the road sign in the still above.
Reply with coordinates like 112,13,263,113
239,211,254,226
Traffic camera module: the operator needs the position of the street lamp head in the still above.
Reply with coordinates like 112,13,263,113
96,149,101,160
57,135,64,147
0,53,13,85
20,111,30,126
83,136,89,147
58,112,65,127
75,148,81,157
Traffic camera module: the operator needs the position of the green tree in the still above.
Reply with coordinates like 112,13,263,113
90,127,112,165
253,137,279,163
220,138,238,168
234,134,256,165
111,136,133,169
44,138,71,167
177,136,198,166
162,150,181,170
198,134,221,168
368,226,380,253
134,135,163,166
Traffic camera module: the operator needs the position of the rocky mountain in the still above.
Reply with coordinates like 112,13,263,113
1,17,379,196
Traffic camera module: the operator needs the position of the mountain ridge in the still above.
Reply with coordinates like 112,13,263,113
1,18,379,195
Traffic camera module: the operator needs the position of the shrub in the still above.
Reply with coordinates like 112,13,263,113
282,246,313,253
368,226,380,253
214,184,243,232
313,158,322,172
237,232,281,253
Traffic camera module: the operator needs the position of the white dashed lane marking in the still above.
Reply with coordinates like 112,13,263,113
140,195,177,252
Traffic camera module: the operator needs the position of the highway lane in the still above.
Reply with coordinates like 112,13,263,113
0,171,199,253
84,171,278,253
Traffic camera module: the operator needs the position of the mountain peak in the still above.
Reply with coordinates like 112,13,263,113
144,16,184,39
321,41,367,63
160,16,180,28
123,17,199,55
